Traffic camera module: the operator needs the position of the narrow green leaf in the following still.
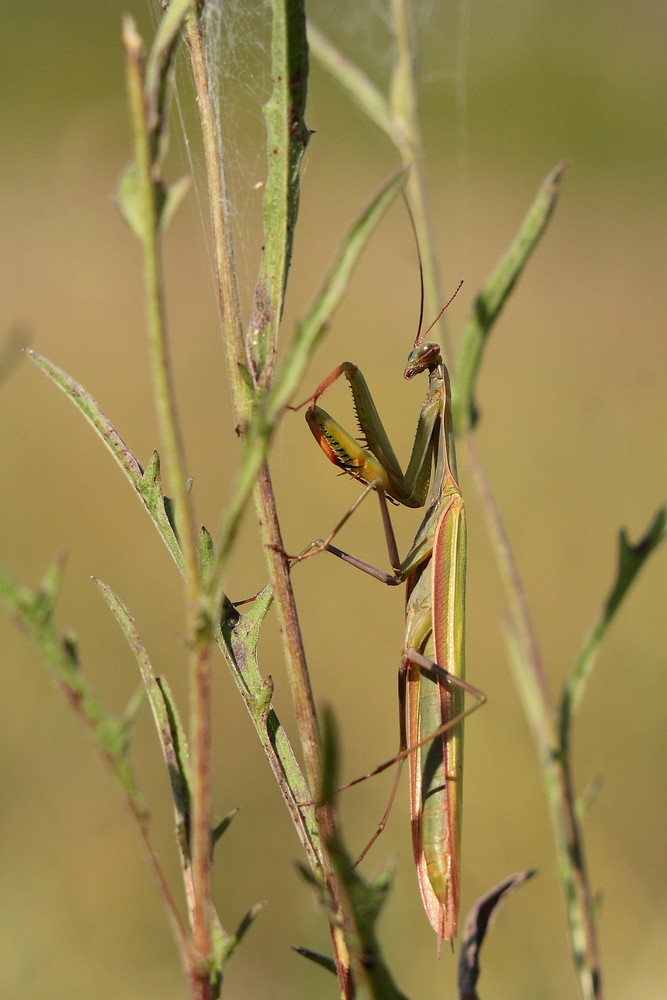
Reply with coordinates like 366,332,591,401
267,167,407,422
27,351,143,484
198,524,215,585
294,860,325,894
1,559,84,699
216,591,322,875
603,506,666,621
119,166,189,236
93,579,162,707
211,807,239,852
155,675,192,790
156,676,192,862
217,901,266,968
117,161,144,239
576,775,604,820
292,945,337,975
559,504,667,750
93,578,192,853
248,0,309,383
138,451,182,568
230,588,275,718
457,871,536,1000
231,585,273,661
61,627,80,672
453,162,568,433
31,552,67,624
208,901,266,996
0,561,144,811
207,892,261,996
27,352,184,570
160,174,191,230
151,0,194,57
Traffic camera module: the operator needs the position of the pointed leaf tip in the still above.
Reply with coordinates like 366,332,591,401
458,870,536,1000
212,807,240,850
292,945,337,975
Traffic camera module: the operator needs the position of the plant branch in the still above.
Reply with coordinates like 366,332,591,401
0,559,193,978
123,13,215,989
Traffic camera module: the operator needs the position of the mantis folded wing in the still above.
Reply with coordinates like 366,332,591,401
295,325,485,946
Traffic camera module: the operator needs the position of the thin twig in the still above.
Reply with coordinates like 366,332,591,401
124,15,214,986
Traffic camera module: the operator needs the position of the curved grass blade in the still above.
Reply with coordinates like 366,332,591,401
26,351,182,569
457,870,536,1000
559,503,667,751
453,162,568,434
93,578,192,853
0,557,141,807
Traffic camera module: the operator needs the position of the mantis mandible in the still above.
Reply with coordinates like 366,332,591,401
292,290,485,946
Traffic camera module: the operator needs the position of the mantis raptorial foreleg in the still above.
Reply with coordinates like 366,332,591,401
291,299,484,946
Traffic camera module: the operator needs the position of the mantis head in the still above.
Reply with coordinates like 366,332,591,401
404,341,442,380
405,280,463,380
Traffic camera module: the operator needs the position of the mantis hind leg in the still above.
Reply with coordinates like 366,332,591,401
346,652,485,867
353,656,410,866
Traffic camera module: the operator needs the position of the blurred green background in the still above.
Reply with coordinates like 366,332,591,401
1,2,665,998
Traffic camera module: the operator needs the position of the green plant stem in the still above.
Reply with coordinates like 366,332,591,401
124,19,213,989
185,15,324,801
390,0,459,490
184,1,324,829
255,469,322,791
177,7,328,900
385,8,602,996
390,0,445,343
188,643,214,984
123,19,201,603
249,473,354,995
184,6,361,991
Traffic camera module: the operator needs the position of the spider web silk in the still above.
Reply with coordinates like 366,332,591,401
148,0,273,316
149,0,473,312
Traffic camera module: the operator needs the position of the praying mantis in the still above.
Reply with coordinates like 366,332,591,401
292,290,485,946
